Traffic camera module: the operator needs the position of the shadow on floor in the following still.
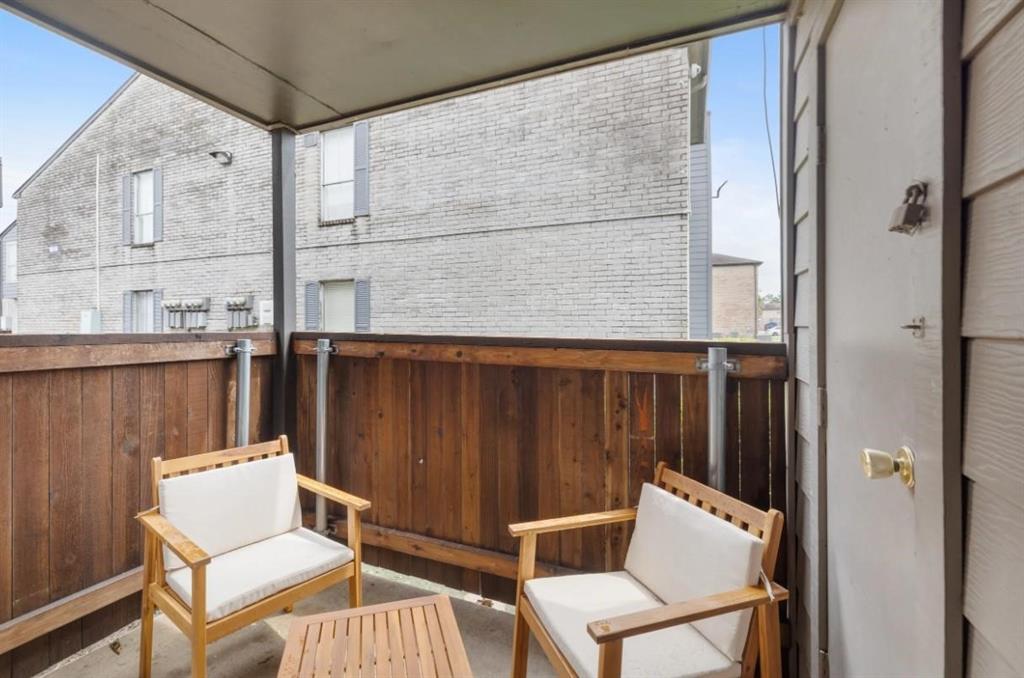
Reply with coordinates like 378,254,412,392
43,569,556,677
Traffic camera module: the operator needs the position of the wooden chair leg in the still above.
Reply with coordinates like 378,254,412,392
349,571,362,608
349,511,362,608
191,566,208,678
757,603,783,678
139,538,155,678
510,606,531,678
597,639,623,678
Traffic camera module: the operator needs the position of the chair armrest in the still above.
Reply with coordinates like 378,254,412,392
137,509,211,568
508,508,636,537
296,474,371,512
587,582,789,643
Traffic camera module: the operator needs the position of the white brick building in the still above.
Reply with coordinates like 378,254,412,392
12,45,710,338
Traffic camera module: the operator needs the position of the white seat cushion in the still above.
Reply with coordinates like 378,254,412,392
625,483,764,662
166,528,353,622
525,572,740,678
159,454,302,569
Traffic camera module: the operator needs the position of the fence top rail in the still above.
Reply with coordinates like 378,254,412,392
0,333,277,374
0,332,275,348
291,332,787,358
292,334,787,380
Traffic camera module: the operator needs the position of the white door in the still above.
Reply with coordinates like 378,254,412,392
824,1,951,675
321,281,355,332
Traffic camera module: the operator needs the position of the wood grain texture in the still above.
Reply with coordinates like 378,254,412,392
963,6,1024,197
962,176,1024,339
294,338,787,379
963,0,1024,58
963,340,1024,509
297,339,788,604
0,341,266,665
964,481,1024,674
0,338,274,374
966,621,1019,678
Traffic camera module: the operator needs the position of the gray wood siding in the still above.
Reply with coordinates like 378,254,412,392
961,0,1024,674
689,141,712,338
785,2,837,674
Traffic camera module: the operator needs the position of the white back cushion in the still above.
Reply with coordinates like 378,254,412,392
624,482,764,662
159,454,302,570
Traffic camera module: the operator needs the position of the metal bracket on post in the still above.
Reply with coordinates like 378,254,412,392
226,338,255,447
697,347,738,491
315,338,337,534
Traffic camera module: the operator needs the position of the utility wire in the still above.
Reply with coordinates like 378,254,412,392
762,27,781,219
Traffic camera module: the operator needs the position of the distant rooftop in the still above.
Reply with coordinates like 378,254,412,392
712,253,762,266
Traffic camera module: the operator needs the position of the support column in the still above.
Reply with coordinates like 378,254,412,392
271,129,296,439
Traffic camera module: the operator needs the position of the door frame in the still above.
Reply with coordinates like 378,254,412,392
783,0,963,673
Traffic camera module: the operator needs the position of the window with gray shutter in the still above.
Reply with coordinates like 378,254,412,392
304,282,320,330
354,278,370,332
123,290,133,332
122,174,132,244
153,167,163,242
152,288,163,332
354,121,369,217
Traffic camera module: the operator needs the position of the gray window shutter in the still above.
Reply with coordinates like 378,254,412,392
123,291,134,332
304,282,320,330
152,288,163,332
353,121,369,216
122,174,133,244
355,278,370,332
153,167,163,242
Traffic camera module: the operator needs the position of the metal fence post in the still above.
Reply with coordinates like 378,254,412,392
698,346,738,491
315,338,334,533
228,338,253,447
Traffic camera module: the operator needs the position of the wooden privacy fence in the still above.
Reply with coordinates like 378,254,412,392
292,334,787,603
0,334,275,678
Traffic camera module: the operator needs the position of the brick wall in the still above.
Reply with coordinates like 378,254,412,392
15,76,273,333
16,44,693,337
712,263,759,338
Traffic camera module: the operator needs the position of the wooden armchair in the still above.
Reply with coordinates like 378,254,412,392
509,462,786,678
137,435,370,678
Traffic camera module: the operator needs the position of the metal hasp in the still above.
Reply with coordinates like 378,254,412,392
697,347,739,491
314,338,336,533
226,338,254,447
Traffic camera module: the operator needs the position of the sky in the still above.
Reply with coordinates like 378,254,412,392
708,23,782,295
0,11,780,294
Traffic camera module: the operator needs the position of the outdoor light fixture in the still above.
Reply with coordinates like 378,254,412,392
48,243,61,255
209,150,233,166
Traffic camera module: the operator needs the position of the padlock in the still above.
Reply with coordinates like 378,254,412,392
889,182,928,234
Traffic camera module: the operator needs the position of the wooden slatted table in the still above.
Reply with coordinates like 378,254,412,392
278,595,473,677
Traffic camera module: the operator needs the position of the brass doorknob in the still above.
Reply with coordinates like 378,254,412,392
860,446,915,488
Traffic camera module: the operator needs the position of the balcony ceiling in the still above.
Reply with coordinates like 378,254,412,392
1,0,786,132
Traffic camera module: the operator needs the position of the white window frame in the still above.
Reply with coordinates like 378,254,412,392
320,127,355,222
132,289,155,333
132,169,155,244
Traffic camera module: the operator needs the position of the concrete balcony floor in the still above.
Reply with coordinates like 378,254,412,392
39,567,557,678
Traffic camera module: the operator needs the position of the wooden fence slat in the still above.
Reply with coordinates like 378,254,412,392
580,370,606,571
186,361,210,455
655,373,682,473
207,361,227,450
48,370,84,662
604,371,629,571
163,364,187,460
80,368,116,646
739,380,771,510
557,370,585,570
139,365,164,510
681,375,709,484
535,369,561,567
0,376,12,678
11,372,51,676
628,373,655,505
725,378,740,499
459,363,481,594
